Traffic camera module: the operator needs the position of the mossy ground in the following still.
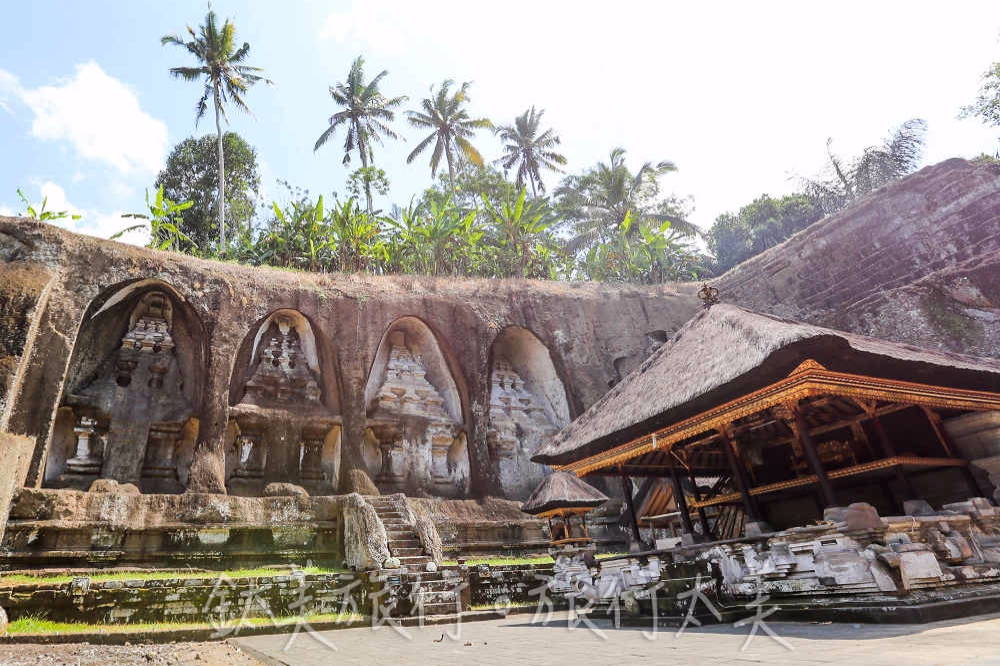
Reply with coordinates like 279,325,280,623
7,611,361,636
1,565,345,587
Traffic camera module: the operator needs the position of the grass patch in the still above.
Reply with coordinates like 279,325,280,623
441,552,628,568
441,555,553,567
1,565,344,587
470,602,536,611
7,612,362,636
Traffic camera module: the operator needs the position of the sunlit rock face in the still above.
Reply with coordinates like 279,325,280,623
715,158,1000,358
487,327,571,499
227,309,341,496
364,324,468,497
44,285,202,494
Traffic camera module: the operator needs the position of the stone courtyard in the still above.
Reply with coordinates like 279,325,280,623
237,611,1000,666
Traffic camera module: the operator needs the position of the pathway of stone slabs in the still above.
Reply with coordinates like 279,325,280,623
237,610,1000,666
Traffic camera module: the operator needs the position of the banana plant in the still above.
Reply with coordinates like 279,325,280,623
115,186,195,252
481,185,557,278
15,188,81,222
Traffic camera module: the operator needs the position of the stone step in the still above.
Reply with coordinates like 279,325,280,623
388,536,420,546
421,601,462,616
398,556,431,567
409,580,460,593
387,530,418,540
392,547,424,557
413,590,459,605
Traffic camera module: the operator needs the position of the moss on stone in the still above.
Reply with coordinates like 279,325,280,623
918,288,985,352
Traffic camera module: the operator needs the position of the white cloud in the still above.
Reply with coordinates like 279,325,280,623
13,62,167,174
0,205,15,217
19,182,149,246
319,1,406,53
0,68,18,114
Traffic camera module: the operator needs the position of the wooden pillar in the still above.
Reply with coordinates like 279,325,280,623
669,464,696,536
620,467,641,546
870,412,917,500
880,480,904,515
719,427,760,522
791,403,837,508
687,467,715,539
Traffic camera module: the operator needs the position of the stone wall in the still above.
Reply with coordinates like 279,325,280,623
0,432,33,546
0,571,367,624
2,489,352,570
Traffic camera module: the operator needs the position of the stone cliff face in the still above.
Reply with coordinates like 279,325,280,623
716,158,1000,357
0,218,697,498
1,158,997,501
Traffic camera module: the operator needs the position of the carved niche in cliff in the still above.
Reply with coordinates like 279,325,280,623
227,310,340,495
364,320,468,497
46,286,202,493
487,327,571,500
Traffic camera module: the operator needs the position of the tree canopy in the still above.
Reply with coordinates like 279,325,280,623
154,132,260,252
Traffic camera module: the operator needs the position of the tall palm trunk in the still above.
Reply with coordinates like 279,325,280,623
360,148,373,215
446,148,456,195
214,90,226,254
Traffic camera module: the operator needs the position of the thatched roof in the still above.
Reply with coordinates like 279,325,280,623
521,471,609,515
534,304,1000,467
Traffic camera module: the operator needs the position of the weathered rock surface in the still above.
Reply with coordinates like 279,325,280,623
716,158,1000,357
0,217,696,498
262,482,309,497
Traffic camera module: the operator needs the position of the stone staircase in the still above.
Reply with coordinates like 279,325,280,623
367,496,462,616
367,496,432,569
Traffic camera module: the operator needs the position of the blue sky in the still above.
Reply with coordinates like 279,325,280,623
2,0,1000,245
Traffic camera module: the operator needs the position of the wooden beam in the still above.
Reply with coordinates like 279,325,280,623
688,456,967,508
867,409,918,500
921,406,954,457
669,464,696,536
620,467,641,547
681,402,911,455
789,401,837,508
719,426,760,522
687,466,714,539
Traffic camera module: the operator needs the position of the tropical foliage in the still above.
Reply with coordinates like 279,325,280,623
115,186,196,252
706,194,823,273
961,58,1000,134
803,118,927,215
314,56,407,213
154,132,260,252
407,80,493,192
495,107,567,196
162,7,271,253
14,188,80,222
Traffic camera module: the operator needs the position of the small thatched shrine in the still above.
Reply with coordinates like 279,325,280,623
522,471,608,545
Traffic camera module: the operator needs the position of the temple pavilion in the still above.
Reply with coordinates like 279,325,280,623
532,304,1000,544
521,470,609,545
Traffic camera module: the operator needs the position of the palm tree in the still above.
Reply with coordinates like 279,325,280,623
314,56,407,213
495,107,567,197
555,147,696,250
406,80,492,193
803,118,927,215
162,8,271,254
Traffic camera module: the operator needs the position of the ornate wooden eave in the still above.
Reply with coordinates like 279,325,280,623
558,359,1000,477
